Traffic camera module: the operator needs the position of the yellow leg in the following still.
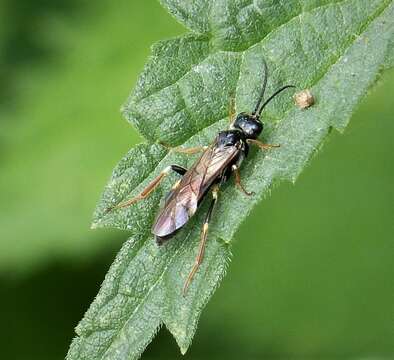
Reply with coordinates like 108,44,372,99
183,185,219,296
171,145,208,154
105,165,186,213
160,142,208,154
232,165,253,196
247,138,280,149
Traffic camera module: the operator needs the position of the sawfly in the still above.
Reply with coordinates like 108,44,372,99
108,60,295,295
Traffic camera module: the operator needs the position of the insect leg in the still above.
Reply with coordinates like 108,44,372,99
160,142,208,154
247,138,280,150
106,165,187,212
232,165,254,196
171,146,208,154
183,185,219,296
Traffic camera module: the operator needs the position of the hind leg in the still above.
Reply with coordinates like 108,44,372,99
183,185,219,296
106,165,187,213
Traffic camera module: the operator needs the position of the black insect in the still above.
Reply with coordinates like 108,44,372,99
109,61,294,295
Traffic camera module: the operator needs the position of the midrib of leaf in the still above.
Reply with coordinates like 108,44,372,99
68,1,394,360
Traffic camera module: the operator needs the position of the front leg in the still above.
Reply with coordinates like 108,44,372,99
247,138,280,150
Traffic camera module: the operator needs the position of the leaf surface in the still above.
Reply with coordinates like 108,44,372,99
67,1,394,359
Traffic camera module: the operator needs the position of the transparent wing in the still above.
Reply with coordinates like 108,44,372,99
152,145,239,238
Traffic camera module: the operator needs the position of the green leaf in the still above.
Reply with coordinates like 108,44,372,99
67,1,394,359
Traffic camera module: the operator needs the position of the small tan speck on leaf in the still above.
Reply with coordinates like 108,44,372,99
294,89,315,109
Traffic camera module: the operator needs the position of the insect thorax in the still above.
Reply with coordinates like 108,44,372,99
216,129,245,147
216,130,249,168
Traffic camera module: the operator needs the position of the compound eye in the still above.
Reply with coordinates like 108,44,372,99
246,120,263,139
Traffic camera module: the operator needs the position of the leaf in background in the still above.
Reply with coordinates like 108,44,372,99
0,0,184,272
67,1,394,359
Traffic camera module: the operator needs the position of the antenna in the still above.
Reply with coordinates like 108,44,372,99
252,58,269,115
258,85,295,116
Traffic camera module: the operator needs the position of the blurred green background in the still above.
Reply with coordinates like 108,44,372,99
0,1,393,359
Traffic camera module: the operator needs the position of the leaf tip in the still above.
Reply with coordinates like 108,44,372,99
180,346,189,355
